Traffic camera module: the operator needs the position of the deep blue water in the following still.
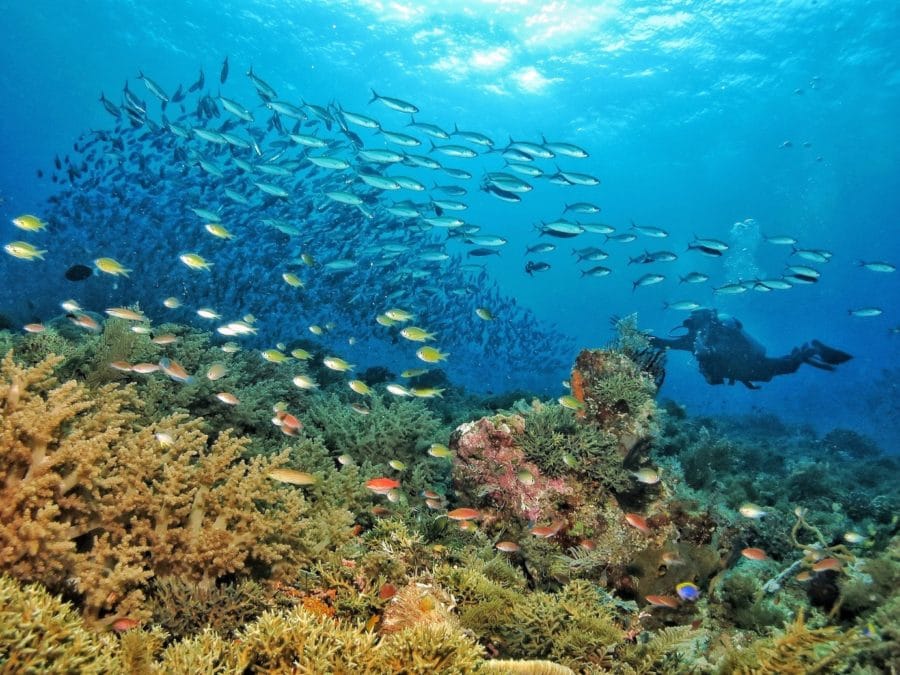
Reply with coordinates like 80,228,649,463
1,0,898,446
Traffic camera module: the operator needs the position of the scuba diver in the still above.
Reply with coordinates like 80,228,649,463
650,308,852,389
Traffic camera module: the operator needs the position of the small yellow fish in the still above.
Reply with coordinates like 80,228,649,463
632,467,661,485
221,342,241,353
276,342,287,351
12,214,47,232
385,308,414,322
562,453,578,468
337,453,354,465
351,402,370,415
401,368,428,378
375,313,398,327
283,272,304,288
196,307,221,320
400,326,436,342
204,223,234,239
292,374,319,389
386,383,411,397
411,387,444,398
324,322,336,331
4,241,47,260
150,333,178,346
517,469,535,486
309,324,324,335
290,348,312,360
323,356,354,372
475,307,493,321
261,349,291,363
389,459,406,471
268,468,317,486
163,297,182,309
301,253,315,266
739,502,767,519
179,252,213,271
427,443,453,459
216,391,240,405
94,257,130,276
105,307,147,322
843,531,867,544
206,363,227,380
155,432,174,446
130,325,151,334
61,299,82,312
558,394,585,410
415,346,448,363
349,380,372,395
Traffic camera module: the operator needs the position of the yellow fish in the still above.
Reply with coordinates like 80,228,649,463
415,346,448,363
163,297,182,309
428,443,453,459
375,313,398,327
105,307,147,322
558,394,585,410
411,387,444,398
268,468,317,486
94,257,130,276
4,241,47,260
12,214,47,232
292,374,319,389
309,324,324,335
400,326,436,342
323,356,354,372
401,368,428,378
179,252,213,271
261,349,291,363
283,272,304,288
385,308,414,322
290,348,312,360
475,307,494,321
204,223,234,239
349,380,372,395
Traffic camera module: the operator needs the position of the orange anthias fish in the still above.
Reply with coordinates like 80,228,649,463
447,507,481,521
645,594,680,609
110,617,140,632
159,357,194,384
625,513,652,534
365,477,401,495
530,521,564,538
812,557,842,573
741,547,768,561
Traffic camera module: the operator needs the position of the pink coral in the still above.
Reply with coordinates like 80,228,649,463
451,416,570,523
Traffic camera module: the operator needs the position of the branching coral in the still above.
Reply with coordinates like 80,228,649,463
0,352,351,624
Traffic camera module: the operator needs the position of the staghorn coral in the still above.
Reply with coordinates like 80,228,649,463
714,610,859,674
0,352,348,624
0,574,120,673
148,576,275,640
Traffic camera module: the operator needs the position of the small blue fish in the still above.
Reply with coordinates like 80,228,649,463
675,582,700,602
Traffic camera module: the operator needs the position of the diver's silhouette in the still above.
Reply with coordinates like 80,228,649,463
650,309,852,389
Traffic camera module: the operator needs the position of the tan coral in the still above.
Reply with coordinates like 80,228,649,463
0,351,329,624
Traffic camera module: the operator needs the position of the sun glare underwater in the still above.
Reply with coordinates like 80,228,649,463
0,0,899,672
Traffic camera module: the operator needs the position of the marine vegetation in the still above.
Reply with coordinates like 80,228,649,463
0,327,898,673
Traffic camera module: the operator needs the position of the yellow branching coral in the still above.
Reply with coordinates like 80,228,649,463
0,351,334,624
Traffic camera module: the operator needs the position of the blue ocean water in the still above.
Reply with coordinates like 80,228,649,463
0,0,897,446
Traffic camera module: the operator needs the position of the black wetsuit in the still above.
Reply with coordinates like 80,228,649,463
650,309,852,389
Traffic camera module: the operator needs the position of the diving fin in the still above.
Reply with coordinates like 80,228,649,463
811,340,853,366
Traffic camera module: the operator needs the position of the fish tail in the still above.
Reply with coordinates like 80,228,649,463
369,89,379,104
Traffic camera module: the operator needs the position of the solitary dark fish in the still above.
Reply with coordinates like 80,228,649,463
65,264,93,281
220,56,229,84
